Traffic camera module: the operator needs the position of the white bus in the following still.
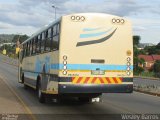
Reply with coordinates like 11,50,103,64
18,13,133,103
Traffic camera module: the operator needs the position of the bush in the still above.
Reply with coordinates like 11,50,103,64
134,66,144,75
153,60,160,73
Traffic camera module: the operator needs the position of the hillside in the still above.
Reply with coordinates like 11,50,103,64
0,34,15,43
0,34,29,44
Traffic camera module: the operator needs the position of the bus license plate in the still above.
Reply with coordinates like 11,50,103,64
91,70,105,75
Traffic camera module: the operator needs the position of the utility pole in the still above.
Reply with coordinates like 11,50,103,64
52,5,58,20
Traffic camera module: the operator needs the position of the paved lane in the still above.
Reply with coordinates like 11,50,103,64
0,61,160,120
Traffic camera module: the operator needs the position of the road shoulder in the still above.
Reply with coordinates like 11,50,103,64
0,76,36,120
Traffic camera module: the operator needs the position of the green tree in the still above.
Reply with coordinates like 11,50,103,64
139,58,145,65
134,46,139,57
133,35,143,75
156,42,160,49
144,43,160,55
156,42,160,54
153,60,160,73
146,46,157,55
134,57,145,75
133,35,141,46
138,49,146,55
12,34,29,44
133,35,142,56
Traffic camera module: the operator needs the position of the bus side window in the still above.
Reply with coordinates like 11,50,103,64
53,25,57,36
35,36,39,54
53,36,59,50
41,32,45,53
25,44,27,57
26,42,29,57
52,24,59,51
27,41,30,56
21,45,24,58
38,34,42,53
31,39,33,55
50,26,54,50
29,40,32,56
57,24,60,34
23,44,26,58
32,39,36,55
45,29,51,52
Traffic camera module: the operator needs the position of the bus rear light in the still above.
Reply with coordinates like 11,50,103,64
62,55,67,75
121,19,125,23
116,19,120,23
126,71,131,76
127,62,131,66
112,18,125,24
76,16,80,20
71,16,85,22
63,70,67,75
63,55,67,60
63,61,67,65
127,57,131,61
81,16,85,21
112,19,116,23
71,16,75,20
63,66,67,70
127,67,130,71
126,56,131,76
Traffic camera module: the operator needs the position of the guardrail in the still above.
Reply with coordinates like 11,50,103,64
134,84,160,97
134,76,160,80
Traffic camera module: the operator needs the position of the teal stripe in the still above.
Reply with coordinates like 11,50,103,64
83,27,102,32
80,28,113,38
50,64,133,71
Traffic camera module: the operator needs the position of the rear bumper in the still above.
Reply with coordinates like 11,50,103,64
59,83,133,94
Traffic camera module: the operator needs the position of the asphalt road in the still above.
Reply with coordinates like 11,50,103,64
0,60,160,120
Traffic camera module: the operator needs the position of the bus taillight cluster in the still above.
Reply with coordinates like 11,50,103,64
71,16,85,22
112,18,125,24
126,57,131,76
63,55,68,75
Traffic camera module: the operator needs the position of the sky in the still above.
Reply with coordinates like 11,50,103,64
0,0,160,44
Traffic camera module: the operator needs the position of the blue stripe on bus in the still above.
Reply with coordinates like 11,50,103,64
80,28,113,38
83,27,102,32
50,64,133,71
50,64,59,69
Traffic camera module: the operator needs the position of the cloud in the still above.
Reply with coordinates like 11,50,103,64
0,0,160,44
0,22,13,29
133,26,146,32
0,0,160,27
0,1,51,27
103,0,150,16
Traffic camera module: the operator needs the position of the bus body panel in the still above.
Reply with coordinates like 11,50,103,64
22,51,59,93
59,13,133,78
57,13,133,94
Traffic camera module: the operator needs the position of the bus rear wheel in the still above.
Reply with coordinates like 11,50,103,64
37,81,45,103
